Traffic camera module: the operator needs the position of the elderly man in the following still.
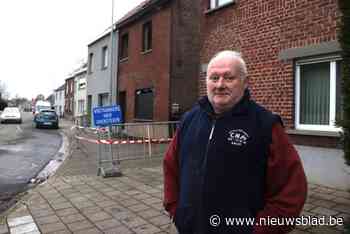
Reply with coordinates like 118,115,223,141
163,50,307,234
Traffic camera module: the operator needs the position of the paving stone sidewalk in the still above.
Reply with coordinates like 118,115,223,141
1,119,349,234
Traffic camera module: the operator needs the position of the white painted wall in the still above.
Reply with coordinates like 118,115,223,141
296,145,350,190
54,88,65,117
74,71,87,117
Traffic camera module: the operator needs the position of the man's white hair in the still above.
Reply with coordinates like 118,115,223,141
207,50,248,79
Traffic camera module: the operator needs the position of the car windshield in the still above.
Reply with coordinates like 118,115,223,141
4,108,19,113
41,111,56,116
37,106,50,112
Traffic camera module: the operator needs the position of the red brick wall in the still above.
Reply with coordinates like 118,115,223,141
169,0,201,117
64,78,74,114
118,6,172,122
199,0,340,129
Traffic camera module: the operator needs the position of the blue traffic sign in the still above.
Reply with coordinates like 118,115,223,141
93,105,122,126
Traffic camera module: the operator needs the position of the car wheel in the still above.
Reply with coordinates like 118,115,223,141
19,119,22,124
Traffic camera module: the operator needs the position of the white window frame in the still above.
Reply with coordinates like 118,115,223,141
78,100,85,114
295,56,342,132
210,0,233,9
78,81,86,90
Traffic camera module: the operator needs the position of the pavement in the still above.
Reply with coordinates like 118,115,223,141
0,118,349,234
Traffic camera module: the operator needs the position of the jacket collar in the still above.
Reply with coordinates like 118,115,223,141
198,89,251,118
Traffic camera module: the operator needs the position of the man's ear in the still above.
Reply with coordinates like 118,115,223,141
244,76,249,89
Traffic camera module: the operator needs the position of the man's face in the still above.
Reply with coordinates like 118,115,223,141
206,57,248,114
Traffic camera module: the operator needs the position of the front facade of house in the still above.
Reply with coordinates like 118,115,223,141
54,84,65,117
64,76,75,119
116,0,201,122
86,32,118,126
73,68,87,119
46,94,55,107
199,0,341,147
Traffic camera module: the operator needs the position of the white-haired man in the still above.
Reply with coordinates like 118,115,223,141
163,50,307,234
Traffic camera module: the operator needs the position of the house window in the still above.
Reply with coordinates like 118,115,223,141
295,57,342,131
98,93,109,106
210,0,233,9
102,46,108,69
78,100,85,114
120,33,129,60
87,95,92,116
71,81,74,94
88,53,94,73
78,81,86,90
135,88,153,120
70,98,74,112
142,21,152,52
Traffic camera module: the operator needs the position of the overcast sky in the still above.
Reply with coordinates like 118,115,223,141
0,0,144,100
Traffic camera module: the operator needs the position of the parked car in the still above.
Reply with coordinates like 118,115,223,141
34,109,59,129
0,107,22,124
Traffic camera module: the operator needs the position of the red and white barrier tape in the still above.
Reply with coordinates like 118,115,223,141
75,135,172,145
75,135,99,144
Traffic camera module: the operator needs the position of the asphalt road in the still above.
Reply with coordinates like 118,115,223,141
0,111,62,196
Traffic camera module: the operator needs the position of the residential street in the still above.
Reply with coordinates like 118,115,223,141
0,112,62,212
0,120,347,234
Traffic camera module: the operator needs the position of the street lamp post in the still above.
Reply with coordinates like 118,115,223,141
109,0,115,106
103,0,122,178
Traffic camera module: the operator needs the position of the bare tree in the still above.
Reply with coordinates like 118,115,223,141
0,80,9,100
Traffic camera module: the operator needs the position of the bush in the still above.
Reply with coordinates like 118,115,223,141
345,218,350,234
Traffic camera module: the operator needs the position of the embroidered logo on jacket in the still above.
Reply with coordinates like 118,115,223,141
227,129,249,146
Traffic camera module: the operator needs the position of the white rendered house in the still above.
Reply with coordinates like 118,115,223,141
54,84,65,117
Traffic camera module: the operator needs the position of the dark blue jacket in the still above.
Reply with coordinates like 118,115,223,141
175,90,281,234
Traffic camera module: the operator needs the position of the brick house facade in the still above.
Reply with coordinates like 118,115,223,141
64,76,75,119
199,0,342,147
116,0,201,122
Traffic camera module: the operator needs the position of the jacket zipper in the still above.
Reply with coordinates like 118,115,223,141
203,119,216,170
196,119,216,233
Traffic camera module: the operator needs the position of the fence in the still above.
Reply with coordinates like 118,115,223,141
73,121,179,176
74,115,89,127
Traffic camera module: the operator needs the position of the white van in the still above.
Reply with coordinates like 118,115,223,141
34,100,51,115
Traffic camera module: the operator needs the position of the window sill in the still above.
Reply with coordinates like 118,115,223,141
101,66,108,70
204,1,235,15
141,49,152,55
119,57,129,63
287,129,341,137
134,118,153,122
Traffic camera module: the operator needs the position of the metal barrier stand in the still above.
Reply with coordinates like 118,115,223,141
74,121,179,178
97,126,122,178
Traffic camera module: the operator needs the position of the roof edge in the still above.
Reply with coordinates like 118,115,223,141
116,0,171,29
